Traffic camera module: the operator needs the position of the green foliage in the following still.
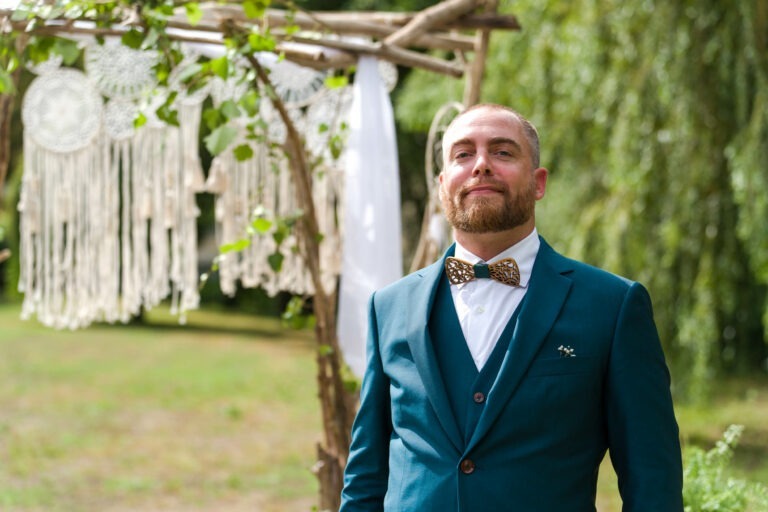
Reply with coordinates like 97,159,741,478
397,0,768,398
683,425,768,512
204,124,238,155
281,295,315,330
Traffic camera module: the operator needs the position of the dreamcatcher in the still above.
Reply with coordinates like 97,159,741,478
18,40,207,328
18,66,105,328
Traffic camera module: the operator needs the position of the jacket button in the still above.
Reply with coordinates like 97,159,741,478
473,392,485,403
460,459,476,474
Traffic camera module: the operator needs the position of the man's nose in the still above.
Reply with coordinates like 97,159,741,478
472,152,493,176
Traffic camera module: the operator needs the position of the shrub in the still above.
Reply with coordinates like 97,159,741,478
683,424,768,512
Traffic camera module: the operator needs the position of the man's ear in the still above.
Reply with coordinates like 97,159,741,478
533,167,548,200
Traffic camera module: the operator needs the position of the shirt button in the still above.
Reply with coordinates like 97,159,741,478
475,306,485,314
473,392,485,403
460,459,476,474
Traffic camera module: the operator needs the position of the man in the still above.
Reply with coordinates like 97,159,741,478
340,104,683,511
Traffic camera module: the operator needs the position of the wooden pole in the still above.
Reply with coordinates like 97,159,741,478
463,0,499,106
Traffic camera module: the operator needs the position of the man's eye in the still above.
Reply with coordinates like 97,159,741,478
454,151,472,159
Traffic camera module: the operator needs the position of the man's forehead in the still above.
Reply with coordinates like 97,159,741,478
444,109,523,146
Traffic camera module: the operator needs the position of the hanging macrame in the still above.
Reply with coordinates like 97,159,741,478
18,65,105,329
205,56,347,299
17,39,396,328
18,40,205,328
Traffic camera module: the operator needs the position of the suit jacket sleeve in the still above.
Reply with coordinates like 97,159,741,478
605,282,683,511
340,292,391,511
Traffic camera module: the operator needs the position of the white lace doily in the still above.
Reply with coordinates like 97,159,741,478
85,39,157,100
378,60,398,92
209,74,251,108
21,68,103,153
104,99,138,141
305,86,353,155
260,99,306,144
264,57,328,107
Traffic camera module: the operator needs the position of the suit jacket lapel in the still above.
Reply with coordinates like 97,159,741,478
467,239,574,452
406,248,464,453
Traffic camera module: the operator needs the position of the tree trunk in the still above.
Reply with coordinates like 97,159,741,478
0,93,13,197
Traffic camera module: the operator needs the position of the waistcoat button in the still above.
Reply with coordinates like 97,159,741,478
473,392,485,403
460,459,476,474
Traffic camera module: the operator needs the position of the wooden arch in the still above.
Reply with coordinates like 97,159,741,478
0,1,520,508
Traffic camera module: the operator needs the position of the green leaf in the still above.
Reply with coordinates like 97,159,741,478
267,252,284,272
233,144,254,161
121,29,144,50
251,217,272,234
248,32,276,52
10,5,32,21
26,36,54,64
210,56,229,80
0,70,15,95
176,62,203,84
329,133,344,160
155,91,179,127
243,0,269,19
273,222,290,246
324,75,349,89
220,99,240,120
203,107,222,131
204,125,238,156
219,238,251,254
133,112,147,129
185,2,203,26
52,38,80,65
142,27,160,50
239,90,260,117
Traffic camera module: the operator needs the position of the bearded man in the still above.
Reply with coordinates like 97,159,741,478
340,104,683,512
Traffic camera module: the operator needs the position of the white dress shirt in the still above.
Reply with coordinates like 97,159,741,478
450,229,540,370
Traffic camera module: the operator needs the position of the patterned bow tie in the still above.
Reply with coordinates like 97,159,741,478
445,256,521,286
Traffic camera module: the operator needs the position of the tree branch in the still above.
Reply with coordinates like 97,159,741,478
384,0,477,48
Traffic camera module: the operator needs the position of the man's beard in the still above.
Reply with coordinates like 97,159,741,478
441,178,536,234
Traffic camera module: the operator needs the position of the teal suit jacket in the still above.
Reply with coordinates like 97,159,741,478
340,238,683,511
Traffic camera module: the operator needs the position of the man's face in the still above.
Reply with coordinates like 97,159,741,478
439,107,547,234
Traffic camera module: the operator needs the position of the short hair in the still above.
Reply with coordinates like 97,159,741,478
443,104,541,169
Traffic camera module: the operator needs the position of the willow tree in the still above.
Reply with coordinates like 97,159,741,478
396,0,768,399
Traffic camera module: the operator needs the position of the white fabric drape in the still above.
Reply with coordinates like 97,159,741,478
337,57,403,377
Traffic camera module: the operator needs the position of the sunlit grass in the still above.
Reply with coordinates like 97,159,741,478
0,302,319,511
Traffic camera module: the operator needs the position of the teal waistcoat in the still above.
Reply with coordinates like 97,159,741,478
428,275,523,445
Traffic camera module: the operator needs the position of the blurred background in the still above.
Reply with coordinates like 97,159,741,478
1,0,767,510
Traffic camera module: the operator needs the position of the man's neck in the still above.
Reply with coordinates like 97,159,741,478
453,223,536,262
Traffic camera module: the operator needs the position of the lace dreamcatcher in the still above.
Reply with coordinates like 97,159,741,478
18,40,206,328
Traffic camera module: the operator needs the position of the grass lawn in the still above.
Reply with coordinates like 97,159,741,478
1,302,766,511
0,302,319,511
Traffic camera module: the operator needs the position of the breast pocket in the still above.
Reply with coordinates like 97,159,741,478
526,355,601,377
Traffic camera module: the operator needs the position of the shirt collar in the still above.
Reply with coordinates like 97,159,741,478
453,228,540,288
